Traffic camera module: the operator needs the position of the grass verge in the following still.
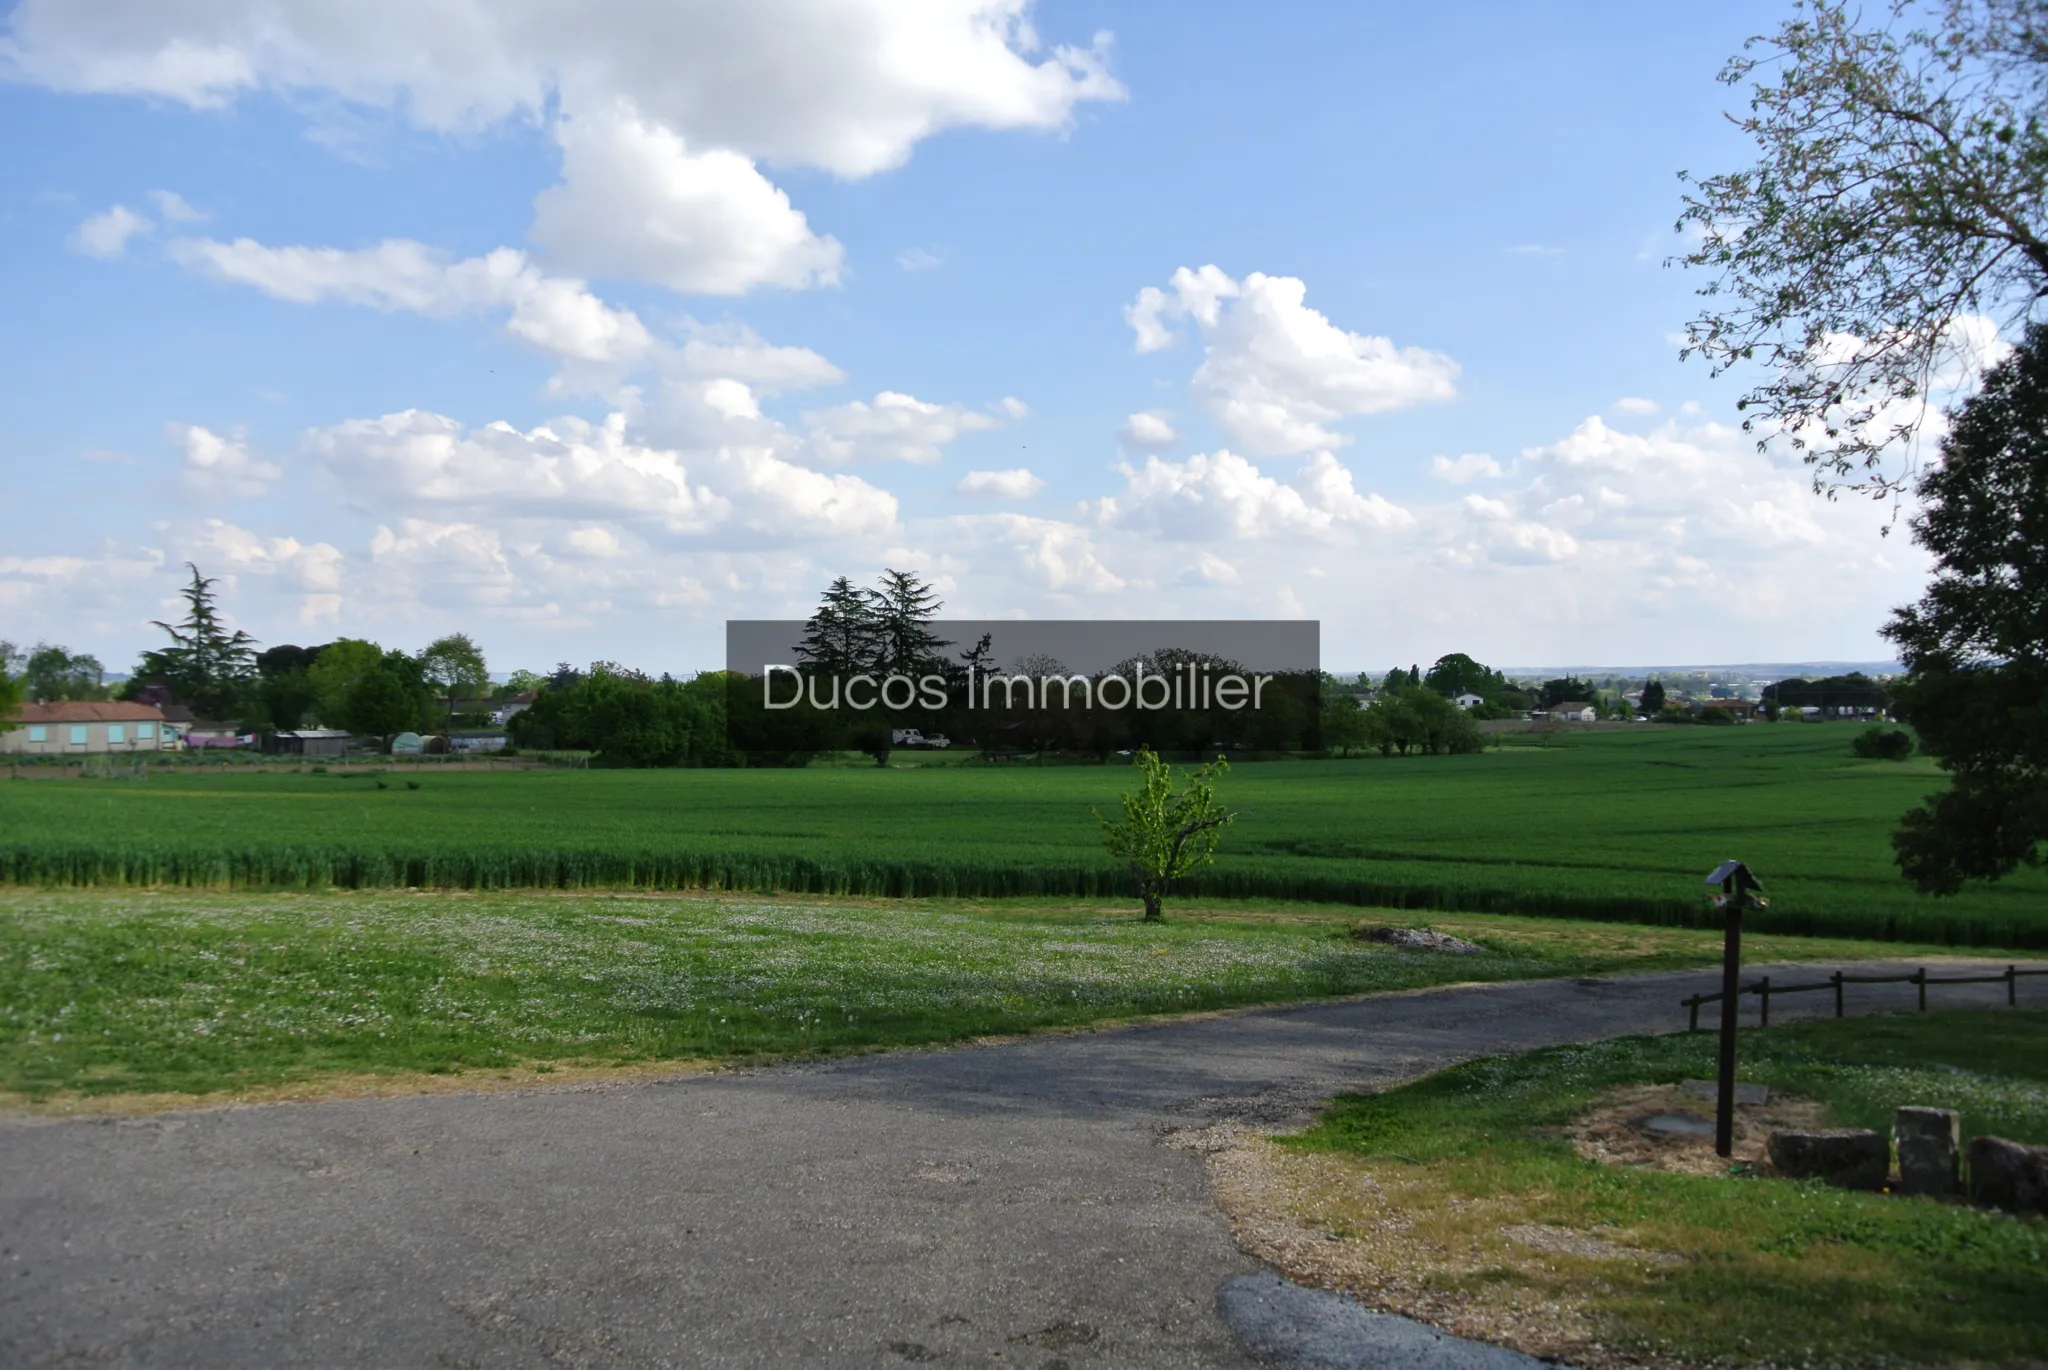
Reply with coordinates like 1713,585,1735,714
4,888,2028,1109
1220,1011,2048,1368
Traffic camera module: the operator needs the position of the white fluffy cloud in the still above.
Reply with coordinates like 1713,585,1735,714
69,204,151,257
167,237,656,364
1,1,1123,171
307,407,899,546
531,101,843,295
802,392,1016,466
953,467,1043,499
1126,266,1458,456
1117,410,1177,452
174,422,281,496
5,1,1123,294
1091,448,1413,541
1428,452,1503,484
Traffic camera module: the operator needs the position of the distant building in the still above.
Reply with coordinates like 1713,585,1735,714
1542,701,1597,723
1452,692,1484,711
1699,699,1761,721
262,729,354,756
1,701,175,754
491,692,537,727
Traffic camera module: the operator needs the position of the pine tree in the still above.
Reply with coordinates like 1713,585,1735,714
873,568,951,676
796,576,883,676
140,563,257,719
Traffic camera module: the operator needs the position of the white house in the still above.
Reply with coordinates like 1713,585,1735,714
1453,692,1485,711
1,701,176,754
1543,701,1598,723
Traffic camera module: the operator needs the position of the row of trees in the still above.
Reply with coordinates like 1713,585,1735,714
0,641,108,703
508,666,739,767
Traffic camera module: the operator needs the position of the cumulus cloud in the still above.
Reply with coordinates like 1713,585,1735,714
953,467,1043,499
1126,266,1458,456
896,247,942,271
306,407,898,546
801,392,1013,466
1428,452,1503,484
1,1,1124,170
949,513,1126,593
1091,448,1413,542
1117,410,1176,452
1611,396,1659,416
173,422,281,496
69,204,151,256
531,101,843,295
4,1,1124,294
166,236,655,364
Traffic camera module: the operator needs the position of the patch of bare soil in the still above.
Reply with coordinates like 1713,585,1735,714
1565,1083,1825,1177
1195,1127,1621,1365
1186,1082,1825,1370
0,1057,720,1121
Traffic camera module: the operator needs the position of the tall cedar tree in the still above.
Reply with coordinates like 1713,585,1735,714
140,563,257,718
796,576,882,675
1884,323,2048,891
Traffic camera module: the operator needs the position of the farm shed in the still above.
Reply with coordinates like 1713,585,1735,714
262,729,354,757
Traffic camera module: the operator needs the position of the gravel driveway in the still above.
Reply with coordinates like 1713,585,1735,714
5,957,2040,1369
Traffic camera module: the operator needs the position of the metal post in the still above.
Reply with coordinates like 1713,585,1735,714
2010,966,2018,1008
1688,996,1700,1032
1715,885,1744,1158
1833,970,1844,1018
1759,974,1770,1028
1916,967,1927,1012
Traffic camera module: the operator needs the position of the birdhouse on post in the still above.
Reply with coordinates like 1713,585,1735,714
1704,859,1767,1158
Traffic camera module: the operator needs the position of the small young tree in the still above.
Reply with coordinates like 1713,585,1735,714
1095,748,1237,922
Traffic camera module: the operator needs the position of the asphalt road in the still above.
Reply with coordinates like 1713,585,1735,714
5,957,2041,1369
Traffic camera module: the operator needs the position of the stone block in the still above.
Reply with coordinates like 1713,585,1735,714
1767,1129,1889,1190
1968,1136,2048,1215
1894,1107,1960,1197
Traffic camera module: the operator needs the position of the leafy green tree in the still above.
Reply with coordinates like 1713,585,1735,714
500,669,548,698
1680,0,2048,494
306,639,387,727
23,644,108,702
1095,748,1236,921
240,644,327,732
509,664,737,767
1423,652,1505,699
1640,679,1667,715
0,643,25,722
1540,677,1595,708
135,563,257,718
1884,322,2048,892
342,667,422,742
419,632,490,727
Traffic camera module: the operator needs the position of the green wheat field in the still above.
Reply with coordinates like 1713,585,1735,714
4,725,2042,946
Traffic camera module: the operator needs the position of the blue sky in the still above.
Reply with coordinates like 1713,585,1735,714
0,1,1934,676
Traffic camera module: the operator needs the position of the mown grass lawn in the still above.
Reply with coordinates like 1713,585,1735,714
1,886,2023,1106
1275,1011,2048,1367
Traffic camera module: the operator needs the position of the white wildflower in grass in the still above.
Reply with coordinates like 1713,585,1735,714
0,888,1551,1099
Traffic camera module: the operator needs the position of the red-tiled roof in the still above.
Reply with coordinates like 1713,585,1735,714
11,701,167,724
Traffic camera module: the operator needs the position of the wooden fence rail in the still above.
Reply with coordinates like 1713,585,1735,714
1683,965,2048,1031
